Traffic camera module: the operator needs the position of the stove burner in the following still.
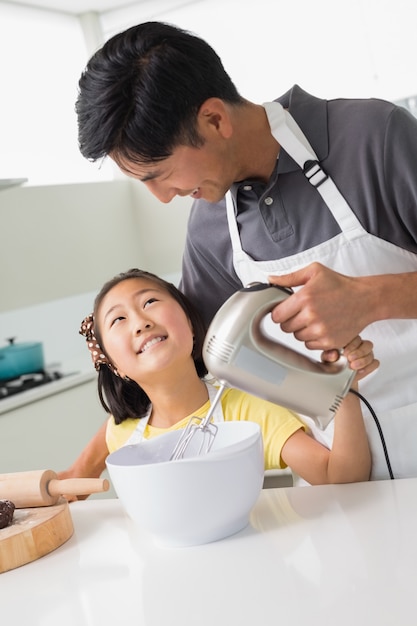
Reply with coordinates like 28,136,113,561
0,370,63,399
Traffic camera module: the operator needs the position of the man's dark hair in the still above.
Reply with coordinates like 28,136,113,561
76,21,243,167
93,268,208,424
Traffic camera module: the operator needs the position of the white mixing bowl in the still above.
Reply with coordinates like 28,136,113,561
106,421,264,548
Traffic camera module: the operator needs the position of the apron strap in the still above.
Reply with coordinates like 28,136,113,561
262,101,362,235
124,405,151,445
226,191,241,247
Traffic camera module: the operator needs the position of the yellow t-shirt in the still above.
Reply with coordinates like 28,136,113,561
105,387,305,470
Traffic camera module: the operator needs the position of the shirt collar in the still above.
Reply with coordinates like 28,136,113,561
229,85,329,200
274,84,329,174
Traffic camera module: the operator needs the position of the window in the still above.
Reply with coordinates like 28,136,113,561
0,3,113,186
1,0,416,186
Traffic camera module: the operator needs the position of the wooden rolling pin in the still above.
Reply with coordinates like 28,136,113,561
0,469,109,508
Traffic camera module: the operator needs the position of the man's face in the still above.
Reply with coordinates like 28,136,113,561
113,138,238,204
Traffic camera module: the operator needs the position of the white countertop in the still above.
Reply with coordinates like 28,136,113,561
2,477,416,625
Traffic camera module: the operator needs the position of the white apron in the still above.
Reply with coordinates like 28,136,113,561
124,382,224,446
225,101,417,481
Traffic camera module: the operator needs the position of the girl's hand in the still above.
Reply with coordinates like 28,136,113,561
342,336,379,381
321,336,379,382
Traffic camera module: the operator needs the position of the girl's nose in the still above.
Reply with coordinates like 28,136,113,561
134,319,152,334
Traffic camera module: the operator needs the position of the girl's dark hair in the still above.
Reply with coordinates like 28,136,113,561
76,21,244,167
93,268,208,424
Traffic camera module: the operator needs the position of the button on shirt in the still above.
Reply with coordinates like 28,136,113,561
232,158,339,253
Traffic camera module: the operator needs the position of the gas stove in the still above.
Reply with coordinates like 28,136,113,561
0,370,64,400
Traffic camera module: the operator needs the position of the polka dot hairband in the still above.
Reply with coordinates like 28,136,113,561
79,314,120,376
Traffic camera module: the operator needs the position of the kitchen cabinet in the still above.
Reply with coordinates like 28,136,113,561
0,379,116,498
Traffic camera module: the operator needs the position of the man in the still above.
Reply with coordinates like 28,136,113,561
74,21,417,481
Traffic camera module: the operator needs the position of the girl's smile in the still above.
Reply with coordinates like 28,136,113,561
137,335,167,354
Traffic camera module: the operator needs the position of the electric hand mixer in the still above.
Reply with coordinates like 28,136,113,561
171,282,356,460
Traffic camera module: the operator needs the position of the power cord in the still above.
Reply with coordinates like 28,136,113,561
349,388,394,479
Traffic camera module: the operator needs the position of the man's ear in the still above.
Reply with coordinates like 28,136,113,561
197,97,233,139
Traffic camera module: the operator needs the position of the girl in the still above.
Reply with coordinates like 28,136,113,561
67,268,377,489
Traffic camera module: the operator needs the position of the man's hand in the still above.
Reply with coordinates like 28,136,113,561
269,262,372,351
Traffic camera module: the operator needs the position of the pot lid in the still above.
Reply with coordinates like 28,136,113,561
0,338,42,354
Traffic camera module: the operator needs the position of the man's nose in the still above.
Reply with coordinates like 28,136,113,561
144,181,177,203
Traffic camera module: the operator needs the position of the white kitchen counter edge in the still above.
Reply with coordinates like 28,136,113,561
0,369,96,416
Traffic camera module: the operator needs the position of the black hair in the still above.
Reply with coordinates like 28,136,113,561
76,21,244,167
93,268,208,424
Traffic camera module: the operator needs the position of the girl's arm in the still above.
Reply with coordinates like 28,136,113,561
281,336,377,484
57,420,109,501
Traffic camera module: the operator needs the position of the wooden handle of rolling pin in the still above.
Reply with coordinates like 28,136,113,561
0,469,109,508
48,478,109,498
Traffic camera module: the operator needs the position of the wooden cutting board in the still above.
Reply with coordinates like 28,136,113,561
0,499,73,574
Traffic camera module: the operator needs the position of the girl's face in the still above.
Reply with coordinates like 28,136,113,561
96,278,194,385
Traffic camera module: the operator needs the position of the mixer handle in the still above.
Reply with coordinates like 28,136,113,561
241,283,349,375
243,281,293,297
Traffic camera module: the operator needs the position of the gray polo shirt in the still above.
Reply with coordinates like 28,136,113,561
180,85,417,326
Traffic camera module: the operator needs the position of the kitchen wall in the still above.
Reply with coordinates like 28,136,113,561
0,175,190,481
0,179,191,366
0,180,191,313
